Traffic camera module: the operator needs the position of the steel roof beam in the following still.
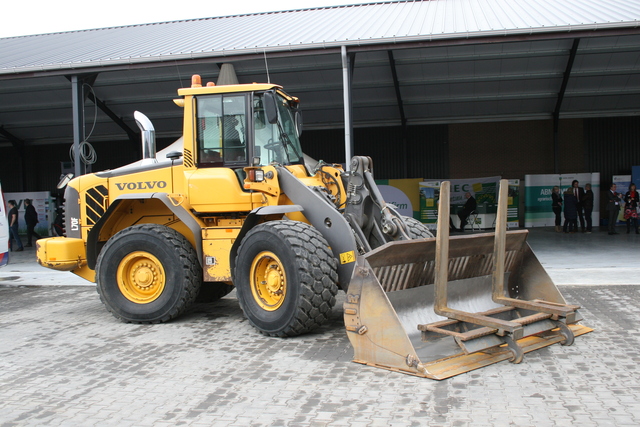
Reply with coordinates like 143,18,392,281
388,50,408,178
85,91,139,146
554,39,580,118
553,38,580,173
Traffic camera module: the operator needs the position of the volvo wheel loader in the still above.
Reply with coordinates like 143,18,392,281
37,74,590,379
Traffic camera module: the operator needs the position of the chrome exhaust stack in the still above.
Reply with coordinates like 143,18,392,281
134,111,157,165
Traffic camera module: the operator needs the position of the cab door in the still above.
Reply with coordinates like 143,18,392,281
186,92,256,213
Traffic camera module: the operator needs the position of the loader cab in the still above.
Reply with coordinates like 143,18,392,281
194,90,304,170
187,85,305,212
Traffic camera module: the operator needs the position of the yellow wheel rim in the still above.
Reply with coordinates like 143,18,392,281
116,251,166,304
250,251,287,311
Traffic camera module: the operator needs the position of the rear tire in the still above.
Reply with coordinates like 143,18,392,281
403,216,435,239
96,224,201,323
234,220,339,337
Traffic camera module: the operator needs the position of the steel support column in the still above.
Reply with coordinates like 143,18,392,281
341,45,354,170
553,38,580,174
388,50,408,178
71,75,84,177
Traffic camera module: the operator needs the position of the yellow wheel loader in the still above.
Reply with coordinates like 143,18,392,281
37,74,590,378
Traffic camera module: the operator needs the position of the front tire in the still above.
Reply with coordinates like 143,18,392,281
96,224,201,323
234,220,339,337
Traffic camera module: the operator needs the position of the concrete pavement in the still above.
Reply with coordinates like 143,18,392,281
1,227,639,426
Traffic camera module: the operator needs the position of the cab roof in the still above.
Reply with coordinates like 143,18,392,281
178,83,282,96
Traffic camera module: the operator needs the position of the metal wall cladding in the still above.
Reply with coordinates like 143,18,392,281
585,116,640,184
407,125,449,180
300,124,448,180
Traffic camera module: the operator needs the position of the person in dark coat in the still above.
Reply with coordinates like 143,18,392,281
582,183,594,234
563,189,578,233
23,198,41,247
457,192,477,232
7,200,23,251
606,183,622,235
551,186,563,232
571,180,586,232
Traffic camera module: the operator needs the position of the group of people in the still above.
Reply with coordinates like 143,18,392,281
7,198,40,252
606,182,639,235
551,180,594,234
551,180,640,235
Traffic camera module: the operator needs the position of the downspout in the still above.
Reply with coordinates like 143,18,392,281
342,45,354,171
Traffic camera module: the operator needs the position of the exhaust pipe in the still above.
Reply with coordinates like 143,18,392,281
134,111,157,165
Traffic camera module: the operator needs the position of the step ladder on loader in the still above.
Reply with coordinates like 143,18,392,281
344,179,592,380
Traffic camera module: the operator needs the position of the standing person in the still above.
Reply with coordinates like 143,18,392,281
606,183,621,235
572,180,586,232
624,183,639,234
7,200,23,252
457,192,477,232
23,198,41,247
563,188,578,233
582,183,594,234
551,186,563,232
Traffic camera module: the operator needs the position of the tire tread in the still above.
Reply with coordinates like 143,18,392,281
95,224,201,324
235,220,338,337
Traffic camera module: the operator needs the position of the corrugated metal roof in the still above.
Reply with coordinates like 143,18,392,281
1,0,640,75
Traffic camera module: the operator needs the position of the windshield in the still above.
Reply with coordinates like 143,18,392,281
253,92,303,166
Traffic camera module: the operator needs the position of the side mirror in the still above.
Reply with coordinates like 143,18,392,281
57,173,74,189
295,110,303,137
254,146,261,157
263,92,278,125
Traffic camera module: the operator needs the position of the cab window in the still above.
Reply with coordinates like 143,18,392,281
196,94,248,167
253,93,303,166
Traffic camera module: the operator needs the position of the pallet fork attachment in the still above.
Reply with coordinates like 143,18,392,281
344,180,592,379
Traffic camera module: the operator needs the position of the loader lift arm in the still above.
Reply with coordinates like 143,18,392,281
343,156,412,252
278,156,429,291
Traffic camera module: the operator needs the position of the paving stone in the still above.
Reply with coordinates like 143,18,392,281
1,249,640,426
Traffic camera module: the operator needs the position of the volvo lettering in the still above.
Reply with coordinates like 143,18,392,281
114,181,167,191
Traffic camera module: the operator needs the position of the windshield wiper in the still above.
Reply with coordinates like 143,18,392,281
276,120,302,164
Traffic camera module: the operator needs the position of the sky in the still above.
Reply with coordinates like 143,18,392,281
0,0,362,38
